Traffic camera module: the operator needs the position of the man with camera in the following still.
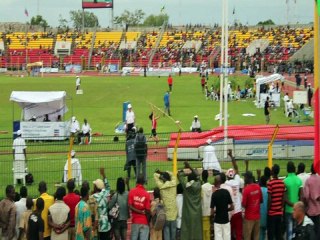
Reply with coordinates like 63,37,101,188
154,169,178,240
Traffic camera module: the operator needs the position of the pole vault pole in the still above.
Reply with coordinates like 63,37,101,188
219,0,225,127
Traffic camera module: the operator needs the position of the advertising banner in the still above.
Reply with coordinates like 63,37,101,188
65,64,82,73
82,0,113,8
20,121,70,140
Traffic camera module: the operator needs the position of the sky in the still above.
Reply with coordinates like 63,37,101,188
0,0,314,28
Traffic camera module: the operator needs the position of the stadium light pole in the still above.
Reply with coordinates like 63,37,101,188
314,0,320,174
219,0,225,127
223,0,229,158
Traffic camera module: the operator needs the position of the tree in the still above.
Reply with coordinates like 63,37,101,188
58,15,69,33
30,15,49,31
113,9,145,27
257,19,275,26
143,14,169,27
69,10,99,30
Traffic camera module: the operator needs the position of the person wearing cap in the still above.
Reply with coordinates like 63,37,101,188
125,103,135,134
242,171,263,240
76,76,81,91
307,83,313,107
202,139,221,174
63,150,82,185
128,174,151,240
13,130,27,185
191,115,201,133
91,167,111,239
70,116,80,143
225,149,243,240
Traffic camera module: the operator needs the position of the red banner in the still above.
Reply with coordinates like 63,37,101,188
82,0,113,9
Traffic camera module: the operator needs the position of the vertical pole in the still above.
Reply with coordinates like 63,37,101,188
82,9,85,33
67,137,74,180
173,130,181,176
314,0,320,174
219,0,225,127
223,0,229,157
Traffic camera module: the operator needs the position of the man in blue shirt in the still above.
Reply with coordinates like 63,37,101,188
163,91,171,116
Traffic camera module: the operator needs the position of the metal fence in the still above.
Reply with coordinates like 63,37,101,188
0,130,314,198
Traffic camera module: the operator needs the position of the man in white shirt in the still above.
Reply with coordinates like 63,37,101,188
70,116,80,143
201,170,213,240
79,118,91,144
15,186,27,236
125,104,135,134
63,150,82,185
202,139,221,174
76,76,81,90
191,115,201,133
283,93,290,116
13,130,26,161
13,130,27,185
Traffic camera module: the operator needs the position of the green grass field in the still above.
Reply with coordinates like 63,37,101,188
0,73,313,198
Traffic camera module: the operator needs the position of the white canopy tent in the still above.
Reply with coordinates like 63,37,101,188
10,91,68,121
10,91,71,140
255,74,284,108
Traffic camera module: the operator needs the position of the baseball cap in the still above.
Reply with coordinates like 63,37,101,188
72,116,76,121
17,130,22,136
128,104,132,108
71,150,76,157
206,139,212,145
194,115,198,118
93,179,105,190
226,168,235,179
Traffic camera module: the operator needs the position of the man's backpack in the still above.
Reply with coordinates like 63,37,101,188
152,202,166,231
134,133,147,156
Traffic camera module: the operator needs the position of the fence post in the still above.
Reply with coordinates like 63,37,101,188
268,125,279,168
67,137,74,180
173,130,181,176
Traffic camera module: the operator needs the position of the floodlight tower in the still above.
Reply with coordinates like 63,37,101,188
219,0,229,157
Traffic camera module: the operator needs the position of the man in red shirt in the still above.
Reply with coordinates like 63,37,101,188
167,74,173,92
63,179,81,240
242,171,263,240
128,174,151,240
267,164,285,240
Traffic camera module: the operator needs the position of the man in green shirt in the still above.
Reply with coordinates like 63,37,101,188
284,161,302,240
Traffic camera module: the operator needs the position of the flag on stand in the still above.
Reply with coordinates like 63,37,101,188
24,9,29,17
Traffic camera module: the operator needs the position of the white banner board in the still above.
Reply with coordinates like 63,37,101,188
20,121,70,140
293,91,308,104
